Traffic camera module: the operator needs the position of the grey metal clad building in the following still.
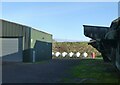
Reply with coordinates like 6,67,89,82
0,19,52,62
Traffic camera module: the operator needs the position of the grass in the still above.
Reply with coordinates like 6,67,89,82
62,58,120,83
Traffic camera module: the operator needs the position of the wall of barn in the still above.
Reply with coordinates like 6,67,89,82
30,28,52,62
1,19,31,62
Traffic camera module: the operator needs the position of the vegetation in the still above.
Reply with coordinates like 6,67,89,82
62,58,120,83
52,41,101,57
52,41,120,83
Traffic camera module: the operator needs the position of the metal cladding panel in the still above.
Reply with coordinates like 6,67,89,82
2,20,31,50
22,26,31,62
1,19,53,62
34,41,52,61
0,20,2,37
1,20,31,62
2,21,6,36
22,26,31,50
0,20,1,84
30,28,52,62
31,28,52,48
20,26,31,62
2,20,23,37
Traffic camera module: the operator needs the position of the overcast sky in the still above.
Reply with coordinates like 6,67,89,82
1,2,118,41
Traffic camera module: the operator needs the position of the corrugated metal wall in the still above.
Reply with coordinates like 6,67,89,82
0,20,2,59
1,20,31,62
0,20,2,36
30,28,52,61
31,28,52,48
2,20,31,50
34,41,52,61
1,19,52,62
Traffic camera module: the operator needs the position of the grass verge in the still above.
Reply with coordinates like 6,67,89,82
62,58,120,83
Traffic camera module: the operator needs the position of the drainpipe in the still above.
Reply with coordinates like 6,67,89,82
33,50,35,63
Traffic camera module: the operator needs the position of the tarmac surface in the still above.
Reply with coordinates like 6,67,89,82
2,59,81,83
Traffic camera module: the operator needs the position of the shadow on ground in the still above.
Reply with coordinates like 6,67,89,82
2,58,120,84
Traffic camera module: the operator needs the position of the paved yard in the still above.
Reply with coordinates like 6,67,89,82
2,58,120,84
2,59,81,83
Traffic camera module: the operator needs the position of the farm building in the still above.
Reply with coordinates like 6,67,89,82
0,19,52,62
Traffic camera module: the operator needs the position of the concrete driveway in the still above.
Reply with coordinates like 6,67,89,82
2,59,81,83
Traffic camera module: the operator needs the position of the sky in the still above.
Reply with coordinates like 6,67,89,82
1,2,118,42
